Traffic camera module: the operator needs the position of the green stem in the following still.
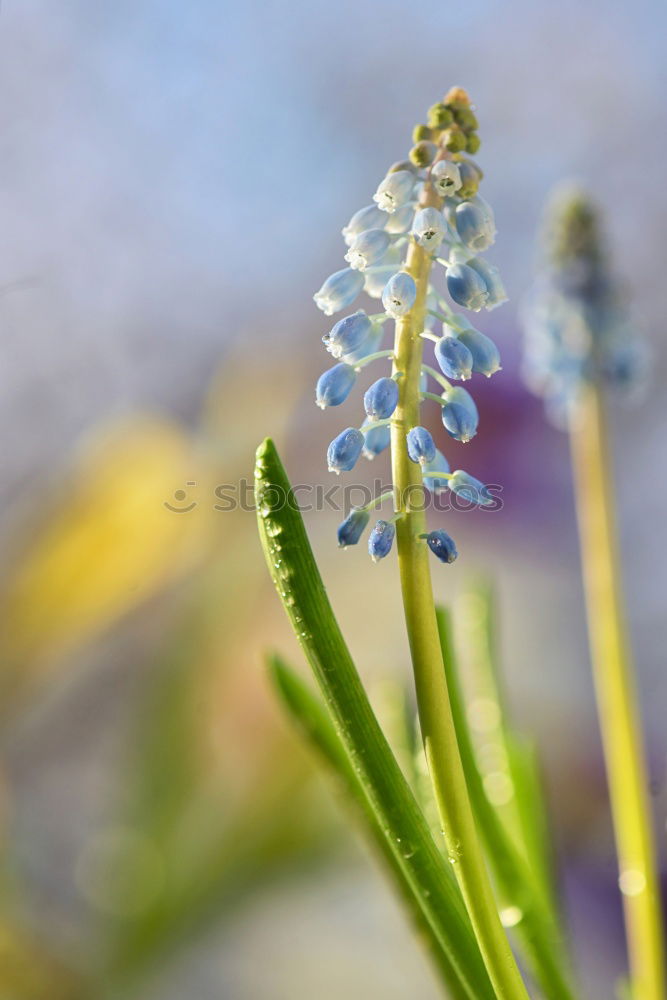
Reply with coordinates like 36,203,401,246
354,349,394,369
422,390,449,406
570,384,666,1000
421,363,452,393
358,488,395,512
390,234,530,1000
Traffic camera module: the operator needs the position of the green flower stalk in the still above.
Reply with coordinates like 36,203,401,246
523,188,665,1000
313,88,528,999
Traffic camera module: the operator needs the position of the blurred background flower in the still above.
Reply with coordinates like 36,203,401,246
0,1,665,997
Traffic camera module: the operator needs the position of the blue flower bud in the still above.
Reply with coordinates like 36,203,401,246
385,203,416,234
423,449,451,494
314,268,365,316
327,427,364,474
441,386,479,442
337,508,370,547
425,529,458,564
431,160,462,197
412,208,447,251
316,363,357,408
364,376,399,420
323,310,373,360
466,257,507,310
455,201,496,253
344,229,392,271
363,266,395,299
343,321,385,364
407,426,436,465
363,422,391,459
446,263,489,311
456,325,501,377
449,469,494,506
362,246,403,298
382,271,417,318
342,204,387,245
434,335,473,380
368,519,396,561
373,170,416,213
471,194,495,230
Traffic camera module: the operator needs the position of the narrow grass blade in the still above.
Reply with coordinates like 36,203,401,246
505,732,562,928
436,606,577,1000
456,582,561,921
255,438,494,1000
270,654,463,988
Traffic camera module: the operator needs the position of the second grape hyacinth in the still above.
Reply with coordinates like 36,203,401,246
313,86,507,564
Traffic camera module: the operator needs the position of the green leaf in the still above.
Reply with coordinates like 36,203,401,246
505,732,562,928
255,438,494,1000
270,654,463,988
436,606,577,1000
455,582,562,926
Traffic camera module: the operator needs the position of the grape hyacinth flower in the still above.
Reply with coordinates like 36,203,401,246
337,508,370,548
316,363,357,408
435,334,473,380
441,386,479,442
412,207,447,251
467,257,507,310
449,469,493,506
362,421,391,459
522,185,646,427
385,203,417,234
314,268,365,316
423,449,451,494
520,187,665,998
368,519,395,561
446,262,489,311
455,201,496,252
327,427,364,474
457,323,501,377
431,159,462,196
313,86,506,568
342,204,387,245
344,229,392,270
382,271,417,318
407,426,436,465
323,310,375,360
301,89,538,1000
373,170,416,213
423,529,458,563
364,377,399,420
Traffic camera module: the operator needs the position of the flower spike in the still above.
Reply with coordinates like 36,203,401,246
522,186,646,425
307,91,542,1000
312,88,505,559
